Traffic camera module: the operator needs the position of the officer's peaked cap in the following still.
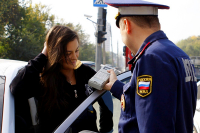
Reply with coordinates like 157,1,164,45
104,0,170,28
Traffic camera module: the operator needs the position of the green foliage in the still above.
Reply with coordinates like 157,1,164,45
0,0,51,61
105,52,112,64
79,44,114,63
54,21,95,61
0,0,94,61
55,22,90,46
0,0,21,34
176,36,200,56
79,43,95,61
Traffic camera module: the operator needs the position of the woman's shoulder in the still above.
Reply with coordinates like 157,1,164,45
75,60,95,72
75,62,96,79
78,63,95,73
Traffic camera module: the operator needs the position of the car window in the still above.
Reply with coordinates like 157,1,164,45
61,93,120,133
0,76,5,133
82,61,95,70
54,71,132,133
121,77,131,84
93,96,120,133
53,89,107,133
93,73,131,132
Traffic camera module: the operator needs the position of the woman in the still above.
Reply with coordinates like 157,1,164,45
10,25,113,133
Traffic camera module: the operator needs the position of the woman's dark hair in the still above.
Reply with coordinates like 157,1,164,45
38,25,79,116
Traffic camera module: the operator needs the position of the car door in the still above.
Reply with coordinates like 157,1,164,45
0,76,5,133
53,71,131,133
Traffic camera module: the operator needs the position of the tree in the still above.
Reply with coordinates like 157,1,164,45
0,0,54,61
79,43,96,61
176,36,200,56
0,0,23,57
0,0,21,35
55,21,95,61
105,52,112,65
55,21,90,46
0,0,93,61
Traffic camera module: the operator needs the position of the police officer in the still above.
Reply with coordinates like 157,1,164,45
103,0,198,133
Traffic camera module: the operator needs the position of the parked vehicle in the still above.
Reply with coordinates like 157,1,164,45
0,59,199,133
81,61,95,70
123,46,133,71
190,56,200,82
193,81,200,133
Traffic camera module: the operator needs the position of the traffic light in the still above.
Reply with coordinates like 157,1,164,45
102,9,107,31
123,46,126,56
97,31,107,43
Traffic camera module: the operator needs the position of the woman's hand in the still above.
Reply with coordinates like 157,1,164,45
42,42,47,56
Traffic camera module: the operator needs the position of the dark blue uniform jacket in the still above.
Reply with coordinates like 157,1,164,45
111,30,197,133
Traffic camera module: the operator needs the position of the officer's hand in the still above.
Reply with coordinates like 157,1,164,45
103,69,117,91
42,42,47,56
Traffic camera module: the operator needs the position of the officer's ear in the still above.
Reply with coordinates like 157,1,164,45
123,18,131,34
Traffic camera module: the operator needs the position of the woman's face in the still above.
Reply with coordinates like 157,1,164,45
62,39,79,70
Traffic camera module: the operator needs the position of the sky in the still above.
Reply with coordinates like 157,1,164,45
30,0,200,54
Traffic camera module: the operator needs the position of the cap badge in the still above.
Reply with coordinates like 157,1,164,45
115,12,120,20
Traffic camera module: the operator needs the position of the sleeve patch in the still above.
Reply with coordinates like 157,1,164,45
137,75,152,97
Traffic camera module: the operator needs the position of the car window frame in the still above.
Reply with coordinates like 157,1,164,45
0,76,5,133
53,89,107,133
0,60,27,133
53,71,132,133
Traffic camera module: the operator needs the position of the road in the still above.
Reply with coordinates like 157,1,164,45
93,96,120,133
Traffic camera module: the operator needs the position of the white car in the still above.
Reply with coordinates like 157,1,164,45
0,59,199,133
81,61,95,70
193,81,200,133
0,59,131,133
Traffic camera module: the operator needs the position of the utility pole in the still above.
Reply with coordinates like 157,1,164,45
117,41,119,68
110,25,114,67
95,8,107,71
103,41,106,65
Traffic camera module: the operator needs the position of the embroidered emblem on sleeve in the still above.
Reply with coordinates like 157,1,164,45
137,75,152,97
121,94,125,111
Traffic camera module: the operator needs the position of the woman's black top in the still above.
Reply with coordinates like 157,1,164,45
10,53,113,133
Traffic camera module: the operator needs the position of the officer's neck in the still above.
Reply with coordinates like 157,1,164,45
131,26,160,54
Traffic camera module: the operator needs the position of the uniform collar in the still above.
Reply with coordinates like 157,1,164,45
128,30,168,65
